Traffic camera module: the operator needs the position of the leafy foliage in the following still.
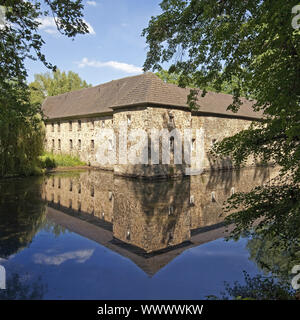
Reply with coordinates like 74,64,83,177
143,0,300,264
208,271,296,300
0,273,46,300
0,1,89,177
29,69,91,105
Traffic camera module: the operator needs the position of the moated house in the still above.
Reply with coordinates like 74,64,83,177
42,72,261,178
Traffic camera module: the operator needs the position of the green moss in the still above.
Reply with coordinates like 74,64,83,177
39,152,86,168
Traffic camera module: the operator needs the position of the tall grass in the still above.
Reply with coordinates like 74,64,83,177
39,152,86,169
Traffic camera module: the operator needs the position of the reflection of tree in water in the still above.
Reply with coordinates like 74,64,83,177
210,231,300,300
0,176,47,258
208,271,296,300
42,220,68,238
246,232,300,283
0,273,46,300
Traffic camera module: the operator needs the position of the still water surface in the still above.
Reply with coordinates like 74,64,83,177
0,167,279,299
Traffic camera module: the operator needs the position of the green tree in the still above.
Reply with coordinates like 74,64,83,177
142,0,300,255
156,69,247,96
29,69,91,105
155,69,181,85
0,0,89,177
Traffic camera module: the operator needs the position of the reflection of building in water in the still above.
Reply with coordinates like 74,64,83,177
42,167,278,275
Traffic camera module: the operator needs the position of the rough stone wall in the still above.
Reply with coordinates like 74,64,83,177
113,106,191,178
191,115,254,171
112,177,191,253
45,115,114,170
189,166,280,230
44,106,257,177
41,170,114,223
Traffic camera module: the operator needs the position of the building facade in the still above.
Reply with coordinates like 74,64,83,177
42,72,261,178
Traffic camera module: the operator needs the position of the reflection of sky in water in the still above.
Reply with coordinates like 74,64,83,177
0,168,278,299
2,227,260,300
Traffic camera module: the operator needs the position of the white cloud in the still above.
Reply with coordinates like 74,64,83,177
33,249,94,265
77,57,143,74
87,1,97,6
37,16,95,35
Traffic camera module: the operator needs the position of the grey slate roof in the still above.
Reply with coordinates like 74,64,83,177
42,72,261,120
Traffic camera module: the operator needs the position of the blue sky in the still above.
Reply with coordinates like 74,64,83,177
26,0,162,86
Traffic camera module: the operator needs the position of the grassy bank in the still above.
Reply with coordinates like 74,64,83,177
39,152,86,169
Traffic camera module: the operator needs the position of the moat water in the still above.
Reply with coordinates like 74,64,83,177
0,167,285,299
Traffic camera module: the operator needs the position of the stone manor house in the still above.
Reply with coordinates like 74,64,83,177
42,72,260,178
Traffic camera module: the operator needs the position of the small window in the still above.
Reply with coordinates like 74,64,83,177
191,138,196,151
91,140,94,151
127,114,131,125
78,139,81,150
70,139,73,150
101,120,105,128
51,123,54,132
168,112,175,126
91,120,94,130
52,139,55,150
211,191,216,202
69,121,72,131
58,178,61,189
170,136,175,152
90,186,94,197
69,180,73,192
231,187,235,196
57,195,60,206
58,139,61,150
78,120,81,131
108,139,113,151
78,184,81,194
57,122,60,133
190,195,195,205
